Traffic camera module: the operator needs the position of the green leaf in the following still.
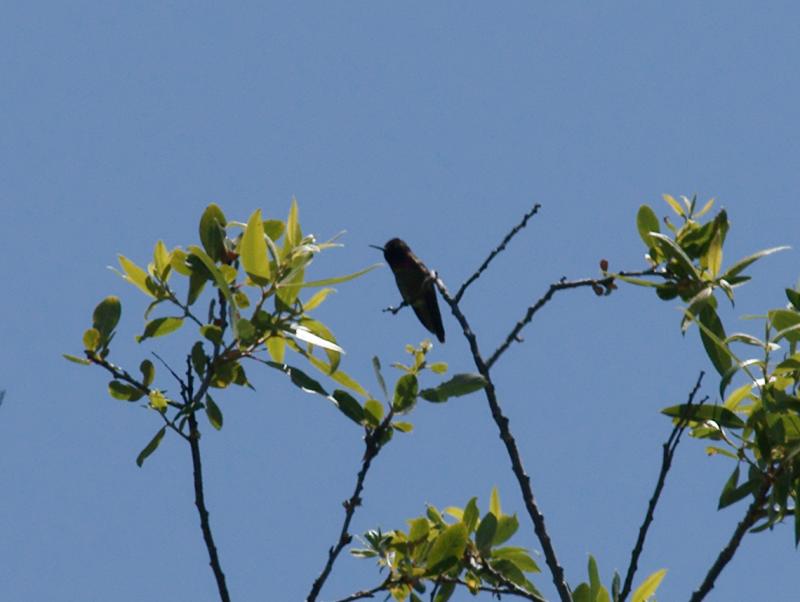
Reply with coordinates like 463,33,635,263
201,324,223,345
786,288,800,311
718,465,740,509
769,309,800,343
490,558,527,587
92,296,121,340
475,512,498,553
266,336,286,363
140,359,155,387
63,353,91,366
392,373,419,414
136,426,166,467
199,204,227,262
463,497,479,533
706,229,723,278
170,248,193,276
236,318,256,343
420,373,487,403
285,197,302,248
649,232,700,279
426,522,468,572
636,204,661,248
204,394,223,430
191,341,207,376
588,555,601,596
152,240,171,279
330,390,365,425
240,209,272,285
429,362,448,374
408,517,430,541
695,197,715,218
372,356,388,399
118,255,156,298
108,381,144,401
294,263,382,289
136,317,184,343
304,288,335,311
661,404,744,429
492,547,540,573
722,246,790,281
573,583,592,602
83,328,101,352
188,246,234,307
490,486,502,517
432,582,454,602
492,514,519,546
392,421,413,433
364,399,384,426
698,306,732,377
303,352,369,398
662,194,685,217
266,361,328,396
719,473,759,509
631,569,666,602
263,219,284,242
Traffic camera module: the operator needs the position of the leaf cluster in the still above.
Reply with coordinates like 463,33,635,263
351,488,540,602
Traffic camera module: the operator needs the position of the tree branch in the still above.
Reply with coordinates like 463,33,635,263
187,410,231,602
619,372,706,602
453,202,541,304
689,478,771,602
306,413,395,602
435,280,572,602
486,270,657,370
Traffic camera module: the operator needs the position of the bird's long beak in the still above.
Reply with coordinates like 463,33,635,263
369,244,385,252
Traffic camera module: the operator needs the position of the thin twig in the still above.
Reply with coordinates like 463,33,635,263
185,294,231,602
435,280,572,602
619,372,707,602
187,410,230,602
486,270,658,369
306,413,395,602
454,203,541,304
688,479,771,602
329,581,389,602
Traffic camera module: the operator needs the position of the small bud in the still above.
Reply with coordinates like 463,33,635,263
592,283,604,296
599,259,609,271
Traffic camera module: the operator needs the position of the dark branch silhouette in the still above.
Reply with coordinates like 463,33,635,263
306,412,395,602
436,280,572,602
619,372,707,601
453,202,541,303
689,478,771,602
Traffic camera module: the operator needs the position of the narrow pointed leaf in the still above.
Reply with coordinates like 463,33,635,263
266,361,328,396
294,263,382,289
63,353,91,365
188,246,234,306
136,317,184,343
240,209,272,284
631,569,666,602
722,246,790,280
330,389,365,425
205,394,223,430
118,255,156,297
420,373,487,403
372,356,388,399
661,404,744,428
136,426,166,467
198,204,227,262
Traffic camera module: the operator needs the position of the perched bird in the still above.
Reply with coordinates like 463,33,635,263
371,238,445,343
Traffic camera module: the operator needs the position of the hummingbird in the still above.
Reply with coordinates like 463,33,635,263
371,238,445,343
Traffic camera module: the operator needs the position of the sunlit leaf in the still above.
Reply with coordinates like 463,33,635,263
426,523,468,572
240,209,272,285
293,263,382,289
188,245,234,307
661,404,744,428
631,569,666,602
662,194,685,217
63,353,91,366
636,204,661,248
722,246,790,281
117,255,156,298
92,296,121,340
392,373,419,414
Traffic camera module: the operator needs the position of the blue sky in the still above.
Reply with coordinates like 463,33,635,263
2,3,799,601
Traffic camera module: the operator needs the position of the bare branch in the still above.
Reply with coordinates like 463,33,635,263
306,412,395,602
454,202,541,303
435,279,572,602
619,372,707,601
689,479,771,602
486,270,658,369
328,582,388,602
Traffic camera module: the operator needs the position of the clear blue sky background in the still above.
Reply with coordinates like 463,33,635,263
2,3,799,601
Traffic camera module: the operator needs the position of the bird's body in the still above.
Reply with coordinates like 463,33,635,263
377,238,445,343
